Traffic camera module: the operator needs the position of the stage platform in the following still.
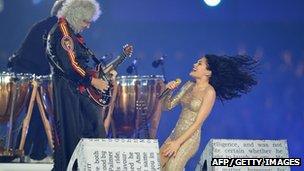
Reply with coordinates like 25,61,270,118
0,156,53,171
0,163,53,171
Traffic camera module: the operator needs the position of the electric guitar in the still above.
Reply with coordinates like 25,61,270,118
87,44,133,106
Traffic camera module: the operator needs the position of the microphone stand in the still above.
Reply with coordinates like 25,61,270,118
152,55,167,83
126,58,138,75
160,62,167,83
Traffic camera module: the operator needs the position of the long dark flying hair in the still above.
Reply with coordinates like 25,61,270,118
205,54,258,101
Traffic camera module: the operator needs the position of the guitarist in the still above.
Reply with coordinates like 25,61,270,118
45,0,122,170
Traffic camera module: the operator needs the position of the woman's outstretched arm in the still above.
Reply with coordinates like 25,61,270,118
162,81,192,110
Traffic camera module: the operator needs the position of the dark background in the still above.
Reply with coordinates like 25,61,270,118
0,0,303,170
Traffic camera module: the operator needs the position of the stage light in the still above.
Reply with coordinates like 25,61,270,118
204,0,221,7
0,0,4,13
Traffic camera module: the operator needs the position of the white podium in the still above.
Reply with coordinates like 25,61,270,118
67,138,161,171
195,139,290,171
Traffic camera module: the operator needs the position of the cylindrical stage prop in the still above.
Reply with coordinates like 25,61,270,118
0,72,54,158
112,75,165,139
0,72,32,156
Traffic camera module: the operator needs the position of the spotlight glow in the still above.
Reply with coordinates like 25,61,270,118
32,0,43,5
204,0,221,7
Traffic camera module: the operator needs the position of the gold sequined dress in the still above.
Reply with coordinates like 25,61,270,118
161,81,204,171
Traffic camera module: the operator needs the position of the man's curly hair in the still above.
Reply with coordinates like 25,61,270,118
51,0,65,16
57,0,101,33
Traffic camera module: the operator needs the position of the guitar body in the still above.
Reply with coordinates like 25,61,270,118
86,84,112,106
86,44,133,107
86,64,112,106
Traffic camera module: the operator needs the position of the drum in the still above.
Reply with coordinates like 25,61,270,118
0,72,32,156
113,75,165,138
0,72,33,123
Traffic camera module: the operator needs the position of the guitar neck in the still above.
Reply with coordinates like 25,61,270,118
103,53,127,73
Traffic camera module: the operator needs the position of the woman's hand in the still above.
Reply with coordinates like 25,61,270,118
91,77,109,91
162,140,181,158
165,80,180,90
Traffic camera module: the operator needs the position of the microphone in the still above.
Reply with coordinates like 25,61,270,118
158,78,182,99
152,56,165,68
126,58,138,74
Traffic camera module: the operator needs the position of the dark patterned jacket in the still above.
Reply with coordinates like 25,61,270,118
8,16,58,75
46,18,102,88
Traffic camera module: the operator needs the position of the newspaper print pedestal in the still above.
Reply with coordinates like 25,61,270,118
195,139,290,171
68,138,161,171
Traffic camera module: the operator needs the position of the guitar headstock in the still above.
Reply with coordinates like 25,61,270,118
123,44,133,57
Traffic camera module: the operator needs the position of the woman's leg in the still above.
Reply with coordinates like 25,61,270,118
163,138,199,171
